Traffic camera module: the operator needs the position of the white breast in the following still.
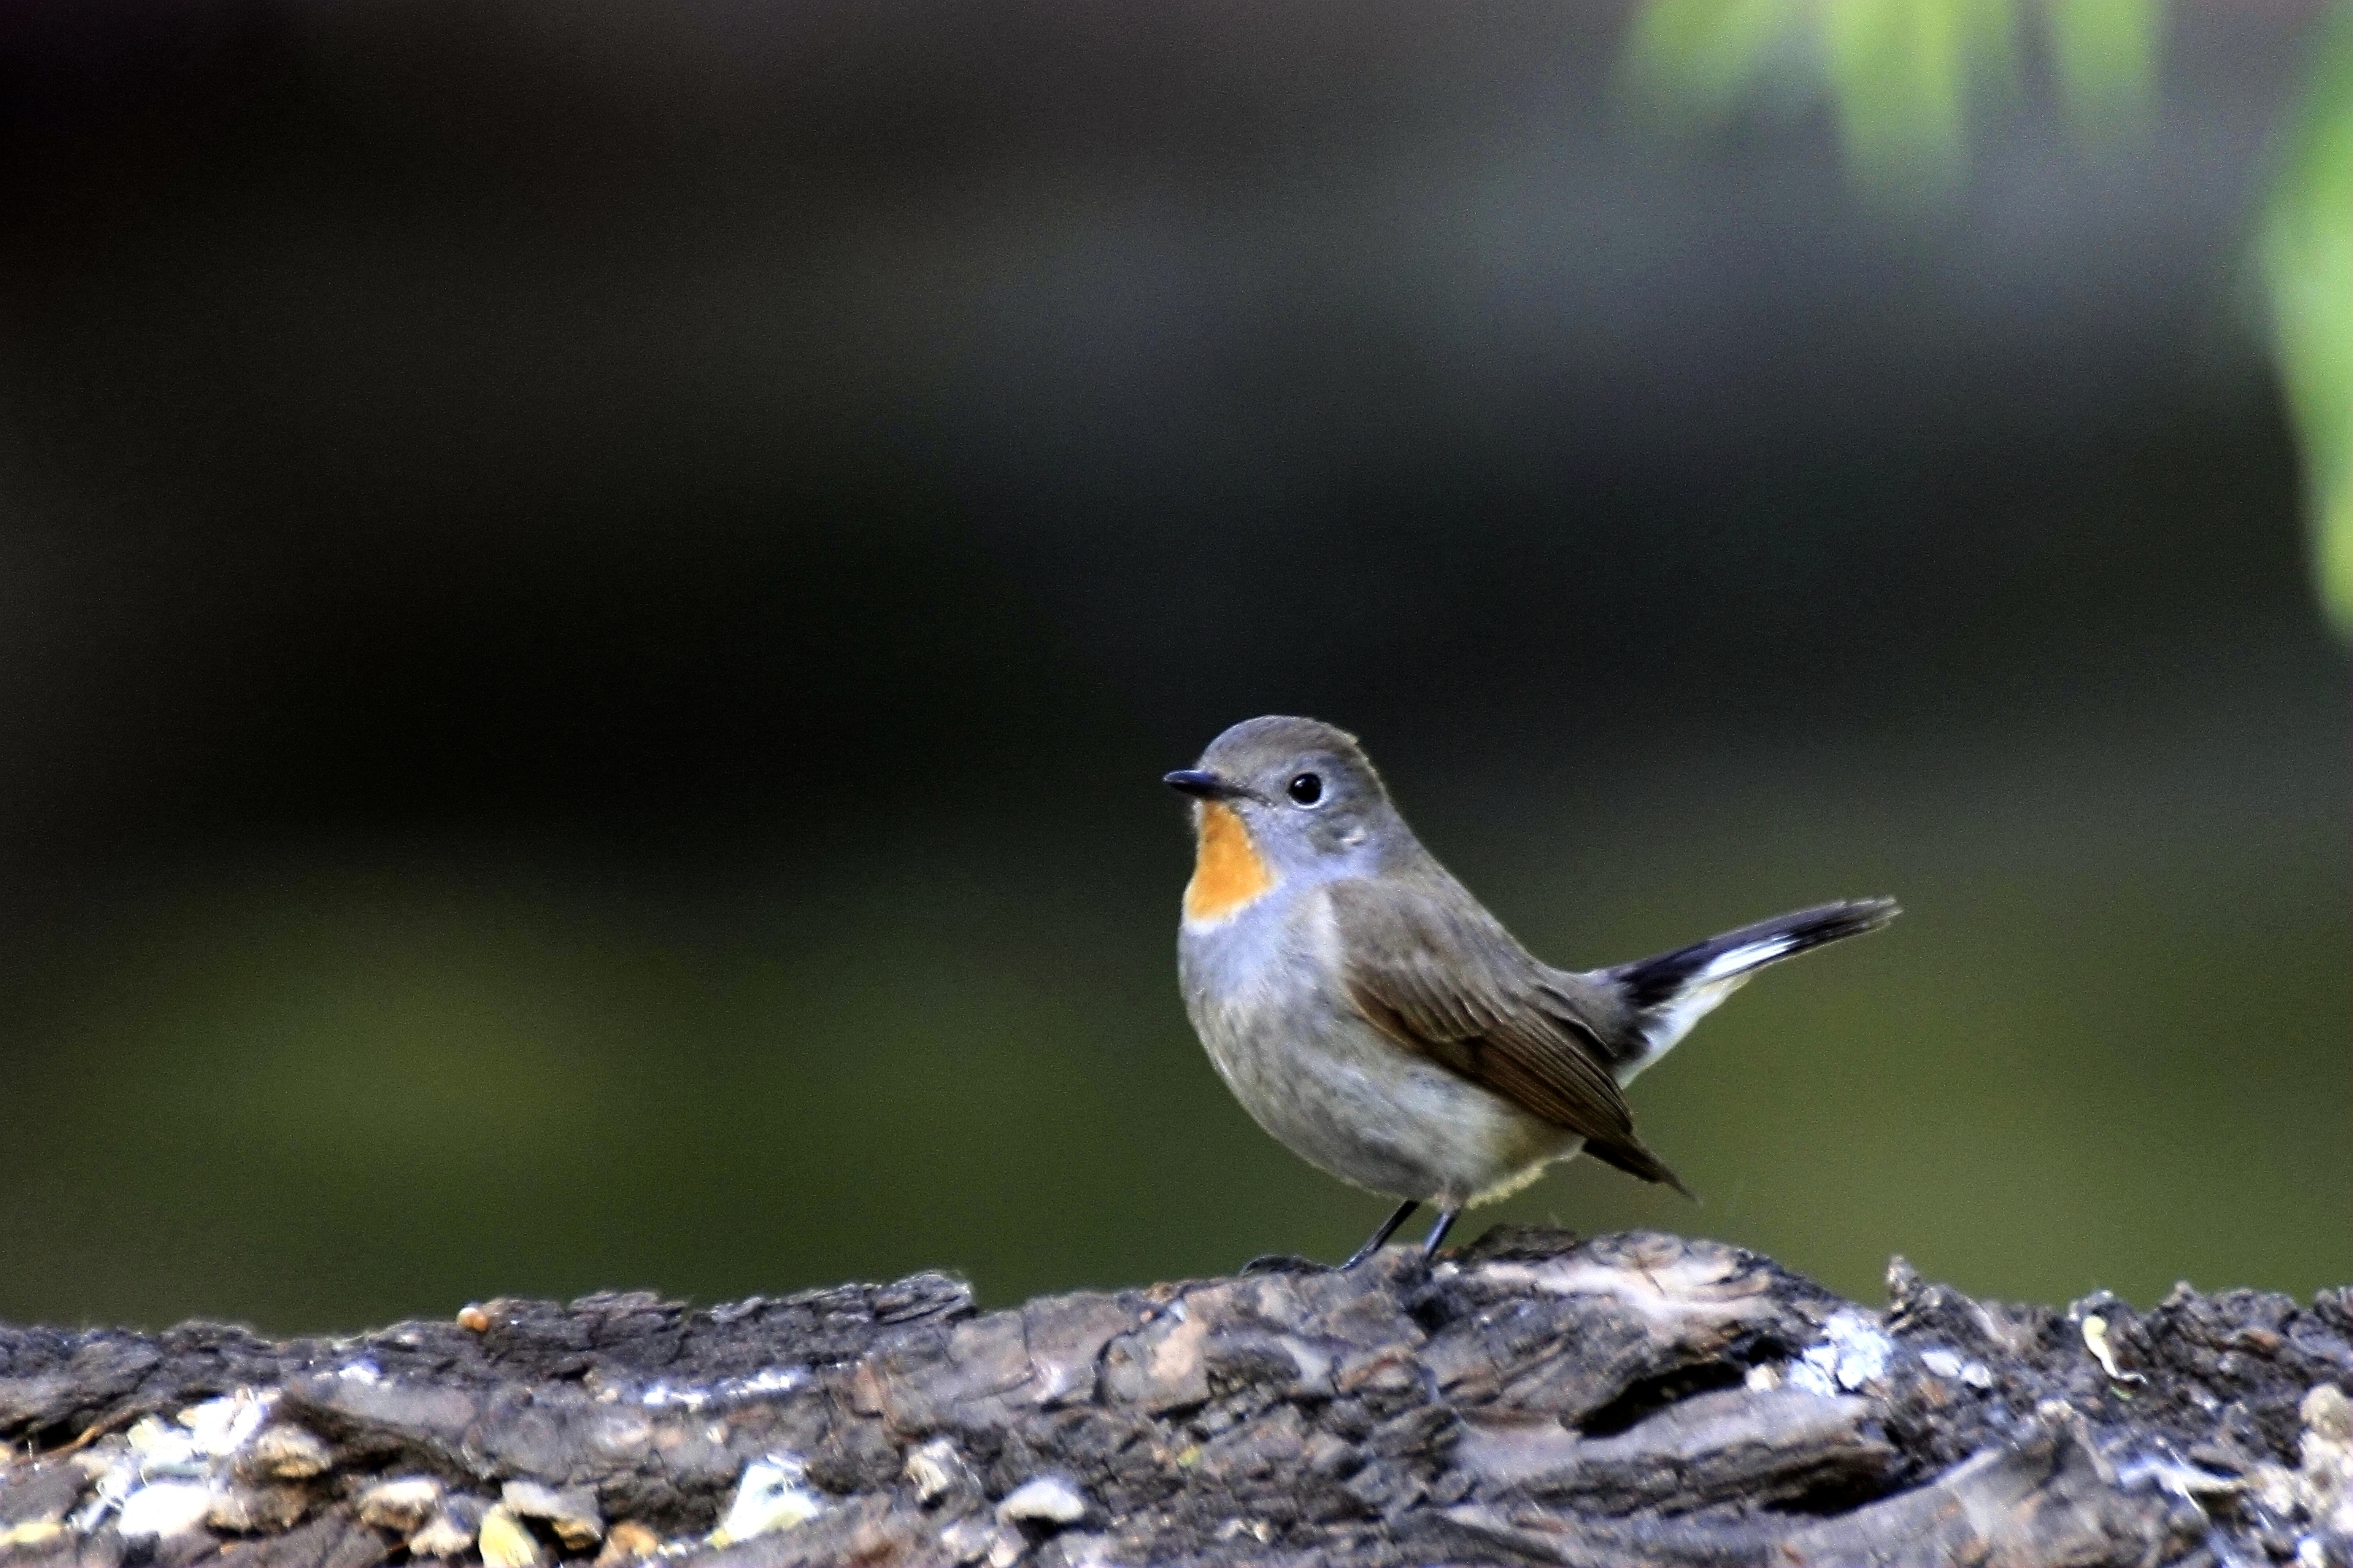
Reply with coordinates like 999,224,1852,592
1178,886,1579,1208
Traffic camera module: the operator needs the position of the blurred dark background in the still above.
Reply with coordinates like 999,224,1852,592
0,0,2343,1334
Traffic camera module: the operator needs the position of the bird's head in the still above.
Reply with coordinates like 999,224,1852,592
1166,715,1402,924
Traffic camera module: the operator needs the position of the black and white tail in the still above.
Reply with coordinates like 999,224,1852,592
1600,897,1899,1083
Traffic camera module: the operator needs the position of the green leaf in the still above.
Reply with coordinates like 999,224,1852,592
1620,0,1816,123
2043,0,2163,142
1617,0,2346,631
2255,2,2353,633
1819,0,2017,194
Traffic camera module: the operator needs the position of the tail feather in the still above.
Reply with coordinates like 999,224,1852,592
1585,1132,1698,1202
1601,897,1898,1077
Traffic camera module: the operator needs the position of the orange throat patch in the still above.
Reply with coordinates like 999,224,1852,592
1183,802,1277,924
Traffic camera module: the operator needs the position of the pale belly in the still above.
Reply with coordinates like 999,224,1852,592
1179,902,1580,1208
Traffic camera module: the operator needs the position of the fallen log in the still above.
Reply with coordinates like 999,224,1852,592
1,1228,2347,1567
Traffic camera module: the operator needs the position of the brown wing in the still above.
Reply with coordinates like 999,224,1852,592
1327,878,1693,1197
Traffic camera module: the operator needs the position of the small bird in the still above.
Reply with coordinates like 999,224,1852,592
1167,715,1897,1268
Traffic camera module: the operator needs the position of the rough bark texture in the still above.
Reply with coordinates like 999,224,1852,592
3,1228,2349,1567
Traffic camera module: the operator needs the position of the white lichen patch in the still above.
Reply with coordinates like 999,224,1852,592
116,1480,215,1540
1474,1246,1771,1328
410,1505,483,1559
2111,1448,2244,1507
997,1475,1089,1527
636,1366,807,1410
242,1423,333,1480
906,1438,968,1504
1917,1347,1994,1389
1787,1311,1894,1396
709,1453,825,1546
938,1515,996,1564
356,1475,442,1532
2249,1384,2353,1547
181,1391,274,1457
124,1418,204,1478
63,1386,283,1534
69,1456,136,1533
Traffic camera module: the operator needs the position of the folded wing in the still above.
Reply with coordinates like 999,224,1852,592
1327,879,1693,1197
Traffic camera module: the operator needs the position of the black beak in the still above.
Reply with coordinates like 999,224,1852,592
1163,768,1236,800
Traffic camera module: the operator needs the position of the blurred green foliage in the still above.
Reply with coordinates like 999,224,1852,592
2258,5,2353,631
1622,0,2353,631
1621,0,2153,190
2044,0,2163,139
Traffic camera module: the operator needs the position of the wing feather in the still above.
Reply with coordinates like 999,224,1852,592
1327,879,1692,1196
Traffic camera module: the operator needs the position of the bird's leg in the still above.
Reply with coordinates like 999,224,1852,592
1339,1200,1420,1270
1417,1206,1461,1262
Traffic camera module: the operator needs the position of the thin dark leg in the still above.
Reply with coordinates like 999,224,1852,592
1419,1206,1462,1261
1339,1200,1420,1270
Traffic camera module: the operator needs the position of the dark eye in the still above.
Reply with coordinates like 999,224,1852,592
1287,772,1324,806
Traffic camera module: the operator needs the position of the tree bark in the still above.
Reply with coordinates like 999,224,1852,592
2,1227,2348,1567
